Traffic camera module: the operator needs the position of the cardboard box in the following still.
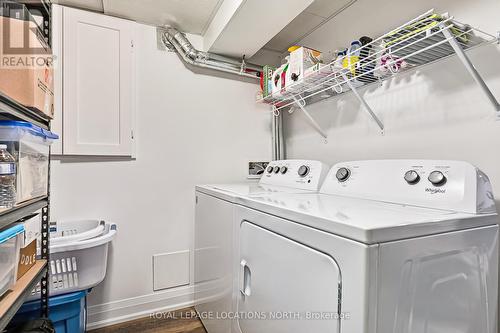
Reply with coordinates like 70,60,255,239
0,15,54,119
262,65,275,98
16,213,41,279
20,213,41,248
271,63,289,97
287,47,322,88
17,239,36,279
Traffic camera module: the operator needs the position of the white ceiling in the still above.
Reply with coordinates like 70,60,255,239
205,0,315,58
52,0,225,34
52,0,104,11
52,0,357,62
264,0,356,53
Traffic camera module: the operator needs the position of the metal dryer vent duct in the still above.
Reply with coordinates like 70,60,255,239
161,27,262,80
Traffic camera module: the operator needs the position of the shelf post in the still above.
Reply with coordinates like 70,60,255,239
271,110,285,160
291,96,328,139
40,145,51,318
341,73,385,133
442,27,500,114
40,206,49,318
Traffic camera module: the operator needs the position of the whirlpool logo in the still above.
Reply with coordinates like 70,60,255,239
425,188,446,194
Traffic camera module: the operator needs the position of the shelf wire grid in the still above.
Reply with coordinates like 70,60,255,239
260,10,498,114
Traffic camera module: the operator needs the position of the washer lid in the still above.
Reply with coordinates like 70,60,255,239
239,193,497,244
196,183,318,203
195,160,330,202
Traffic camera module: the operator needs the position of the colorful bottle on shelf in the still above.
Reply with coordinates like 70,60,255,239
0,144,16,208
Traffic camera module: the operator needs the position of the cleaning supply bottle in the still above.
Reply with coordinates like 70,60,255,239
343,41,362,76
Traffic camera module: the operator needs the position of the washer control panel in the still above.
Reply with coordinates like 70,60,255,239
320,160,495,214
260,160,329,191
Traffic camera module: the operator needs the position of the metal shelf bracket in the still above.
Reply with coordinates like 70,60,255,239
341,73,385,134
442,27,500,115
292,96,328,139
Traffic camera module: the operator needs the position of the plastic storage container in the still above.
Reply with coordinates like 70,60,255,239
0,121,58,204
11,291,87,333
0,144,17,208
0,1,42,27
0,224,24,297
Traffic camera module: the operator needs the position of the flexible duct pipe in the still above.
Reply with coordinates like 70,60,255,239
162,27,262,80
163,26,262,72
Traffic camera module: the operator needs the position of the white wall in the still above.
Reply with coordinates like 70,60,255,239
50,23,271,328
284,0,500,193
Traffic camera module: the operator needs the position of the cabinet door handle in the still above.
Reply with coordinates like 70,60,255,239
239,260,252,297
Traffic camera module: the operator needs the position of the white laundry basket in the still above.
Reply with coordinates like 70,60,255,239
31,220,116,299
50,220,107,245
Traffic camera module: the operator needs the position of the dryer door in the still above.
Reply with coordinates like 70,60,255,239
237,221,341,333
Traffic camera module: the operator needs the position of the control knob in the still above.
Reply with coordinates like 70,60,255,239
280,166,288,174
428,171,447,186
404,170,420,185
297,165,310,177
336,167,350,182
274,167,281,174
267,166,274,173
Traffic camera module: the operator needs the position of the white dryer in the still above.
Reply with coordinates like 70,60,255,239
194,160,329,333
234,160,498,333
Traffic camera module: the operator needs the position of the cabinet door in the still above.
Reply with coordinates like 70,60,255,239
63,7,134,156
51,4,63,155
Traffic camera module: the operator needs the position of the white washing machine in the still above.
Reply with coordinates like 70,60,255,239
194,160,329,333
234,160,498,333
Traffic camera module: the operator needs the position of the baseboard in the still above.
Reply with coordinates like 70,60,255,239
87,284,195,330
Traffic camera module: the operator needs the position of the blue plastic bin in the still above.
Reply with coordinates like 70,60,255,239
11,291,87,333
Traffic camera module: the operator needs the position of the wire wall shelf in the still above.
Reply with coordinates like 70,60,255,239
258,9,500,137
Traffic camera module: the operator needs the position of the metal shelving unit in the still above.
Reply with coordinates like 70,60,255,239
0,197,48,231
16,0,51,46
0,188,51,331
259,9,500,138
0,261,48,330
0,1,52,330
0,93,50,131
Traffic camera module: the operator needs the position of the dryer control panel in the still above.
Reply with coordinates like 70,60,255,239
260,160,329,192
320,160,495,214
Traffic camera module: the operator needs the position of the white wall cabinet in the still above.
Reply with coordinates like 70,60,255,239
52,5,135,156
